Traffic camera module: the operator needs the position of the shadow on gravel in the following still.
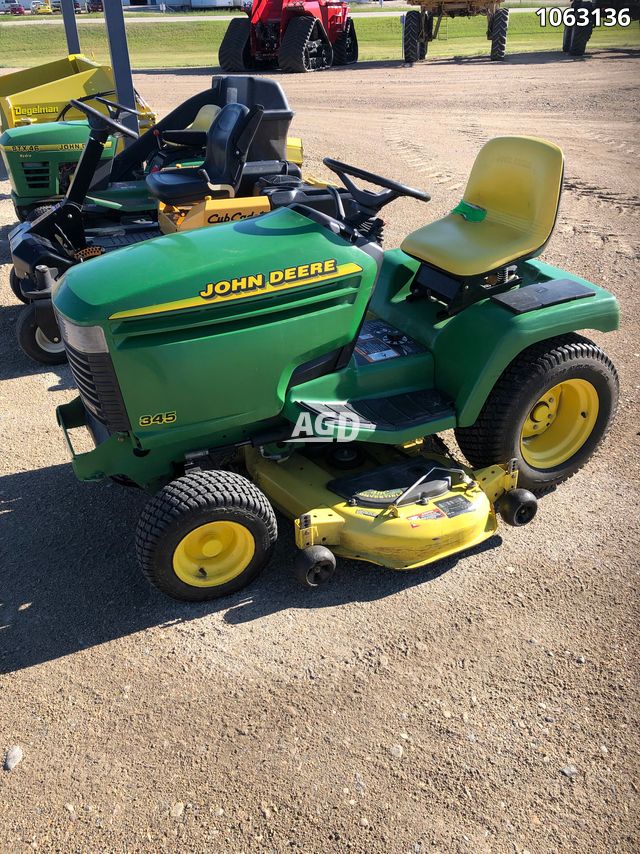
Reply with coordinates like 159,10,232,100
0,461,501,674
0,297,72,387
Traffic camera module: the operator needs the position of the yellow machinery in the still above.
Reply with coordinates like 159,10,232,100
403,1,510,62
0,55,155,131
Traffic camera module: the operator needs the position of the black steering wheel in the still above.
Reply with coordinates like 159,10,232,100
56,90,116,121
68,97,142,140
323,157,430,217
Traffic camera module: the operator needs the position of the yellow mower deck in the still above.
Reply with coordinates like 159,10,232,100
245,447,518,571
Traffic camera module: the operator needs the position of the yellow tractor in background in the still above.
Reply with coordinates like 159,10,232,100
403,0,510,62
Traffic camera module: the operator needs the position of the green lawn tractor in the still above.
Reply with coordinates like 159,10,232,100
54,136,619,601
0,75,304,223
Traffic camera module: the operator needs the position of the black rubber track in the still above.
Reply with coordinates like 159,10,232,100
278,15,331,72
136,469,277,601
15,302,67,365
454,333,619,496
568,2,594,56
218,17,252,72
490,8,509,61
332,18,358,65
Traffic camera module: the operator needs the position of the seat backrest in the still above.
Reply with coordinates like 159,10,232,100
202,102,264,189
464,136,564,255
189,103,221,132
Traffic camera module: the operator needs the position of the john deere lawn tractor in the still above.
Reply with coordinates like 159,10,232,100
403,0,510,62
218,0,358,73
9,82,347,365
53,135,619,601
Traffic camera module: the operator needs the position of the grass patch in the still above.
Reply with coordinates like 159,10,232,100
0,13,638,68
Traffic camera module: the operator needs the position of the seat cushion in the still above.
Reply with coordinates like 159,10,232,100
402,135,564,278
401,214,536,278
146,168,209,206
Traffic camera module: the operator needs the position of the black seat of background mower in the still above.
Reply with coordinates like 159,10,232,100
145,103,263,206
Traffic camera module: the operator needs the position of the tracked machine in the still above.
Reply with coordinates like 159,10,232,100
218,0,358,73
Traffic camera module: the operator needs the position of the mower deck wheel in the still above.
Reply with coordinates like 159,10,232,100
9,268,31,304
496,488,538,527
455,333,619,496
294,545,336,588
16,303,66,364
136,470,277,601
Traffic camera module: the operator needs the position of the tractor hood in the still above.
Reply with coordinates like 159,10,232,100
54,207,376,329
0,119,95,149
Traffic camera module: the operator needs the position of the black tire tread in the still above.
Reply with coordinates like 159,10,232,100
16,302,67,365
455,333,619,495
218,17,251,72
279,15,330,73
332,18,358,65
403,10,422,63
490,7,509,61
9,267,29,304
136,470,277,600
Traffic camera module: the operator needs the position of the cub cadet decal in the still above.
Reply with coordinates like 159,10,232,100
199,259,339,301
207,207,268,224
139,411,177,428
110,260,363,320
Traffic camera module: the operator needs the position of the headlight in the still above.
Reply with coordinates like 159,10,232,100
55,312,108,354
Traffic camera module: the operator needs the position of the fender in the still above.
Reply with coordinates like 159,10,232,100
371,252,619,428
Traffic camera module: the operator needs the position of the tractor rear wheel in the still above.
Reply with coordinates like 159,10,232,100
568,1,594,56
403,10,427,62
278,15,333,72
455,334,619,496
16,302,66,365
332,18,358,65
136,470,277,601
490,8,509,61
562,22,573,52
218,17,253,72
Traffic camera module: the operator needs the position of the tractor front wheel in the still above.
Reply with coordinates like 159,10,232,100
455,334,619,496
490,8,509,61
403,10,427,62
568,1,594,56
136,470,277,601
279,15,333,72
16,303,66,364
218,17,253,72
333,18,358,66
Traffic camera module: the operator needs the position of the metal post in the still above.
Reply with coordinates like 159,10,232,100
60,0,81,55
103,0,139,141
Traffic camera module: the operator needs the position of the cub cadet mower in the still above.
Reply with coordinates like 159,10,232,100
9,91,348,365
54,135,619,601
219,0,358,73
0,75,303,222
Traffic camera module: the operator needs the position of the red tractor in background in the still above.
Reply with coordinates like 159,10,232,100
218,0,358,73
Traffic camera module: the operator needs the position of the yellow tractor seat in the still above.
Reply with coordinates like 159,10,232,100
188,104,222,131
401,136,564,279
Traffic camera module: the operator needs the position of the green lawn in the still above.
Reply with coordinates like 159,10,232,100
0,13,638,68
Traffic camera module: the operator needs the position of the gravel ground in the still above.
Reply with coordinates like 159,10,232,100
1,51,639,853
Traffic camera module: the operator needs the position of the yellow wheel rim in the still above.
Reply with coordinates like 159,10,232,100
172,520,255,588
520,379,599,469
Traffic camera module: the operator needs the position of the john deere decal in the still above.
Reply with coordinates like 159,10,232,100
110,260,363,320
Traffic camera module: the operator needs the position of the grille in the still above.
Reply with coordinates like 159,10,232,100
64,342,131,433
21,161,50,190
